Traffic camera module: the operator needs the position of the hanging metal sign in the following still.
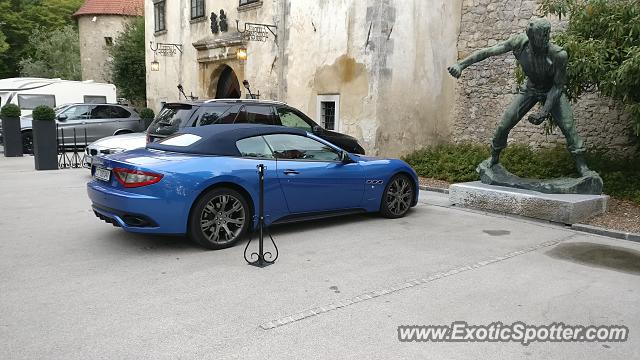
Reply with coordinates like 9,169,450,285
236,20,277,42
149,41,183,57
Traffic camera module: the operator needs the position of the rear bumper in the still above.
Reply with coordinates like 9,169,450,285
87,180,187,234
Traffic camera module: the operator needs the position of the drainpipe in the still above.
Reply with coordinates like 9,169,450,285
277,0,287,101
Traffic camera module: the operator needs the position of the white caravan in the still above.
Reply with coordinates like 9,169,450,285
0,77,117,116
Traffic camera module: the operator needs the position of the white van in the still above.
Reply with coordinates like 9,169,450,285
0,77,117,116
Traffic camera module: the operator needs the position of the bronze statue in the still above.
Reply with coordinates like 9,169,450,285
448,18,602,194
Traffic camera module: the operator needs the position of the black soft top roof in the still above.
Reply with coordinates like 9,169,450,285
146,124,308,156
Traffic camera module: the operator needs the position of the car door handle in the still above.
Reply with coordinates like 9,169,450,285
283,169,299,175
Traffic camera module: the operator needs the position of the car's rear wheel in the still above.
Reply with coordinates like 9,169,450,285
188,187,250,250
22,131,33,154
380,174,414,218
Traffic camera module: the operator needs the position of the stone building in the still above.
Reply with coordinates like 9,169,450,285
145,0,637,157
145,0,461,156
74,0,144,83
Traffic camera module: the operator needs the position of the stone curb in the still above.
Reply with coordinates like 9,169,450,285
418,185,449,194
571,223,640,243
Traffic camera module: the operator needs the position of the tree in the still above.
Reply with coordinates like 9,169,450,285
0,0,83,78
107,17,146,105
0,31,8,55
539,0,640,135
19,25,81,79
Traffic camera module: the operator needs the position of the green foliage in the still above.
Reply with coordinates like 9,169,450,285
538,0,640,134
107,17,146,104
403,143,640,203
139,108,155,119
31,105,56,121
0,103,21,118
0,30,8,55
19,25,81,80
0,0,84,78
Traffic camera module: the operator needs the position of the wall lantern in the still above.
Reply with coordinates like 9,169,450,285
236,47,248,61
150,59,160,71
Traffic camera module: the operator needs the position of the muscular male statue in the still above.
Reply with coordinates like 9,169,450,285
448,18,592,176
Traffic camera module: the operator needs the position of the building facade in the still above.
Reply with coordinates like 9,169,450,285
74,0,144,83
145,0,462,156
145,0,637,157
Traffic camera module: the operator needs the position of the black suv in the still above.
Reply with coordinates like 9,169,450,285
146,99,365,154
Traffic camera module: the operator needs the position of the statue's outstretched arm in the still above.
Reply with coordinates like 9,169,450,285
448,38,515,78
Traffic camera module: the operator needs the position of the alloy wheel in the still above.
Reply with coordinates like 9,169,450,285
199,194,246,245
385,176,413,216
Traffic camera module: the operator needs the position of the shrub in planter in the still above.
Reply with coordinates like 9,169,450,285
0,104,23,157
1,104,21,118
139,107,155,129
31,105,58,170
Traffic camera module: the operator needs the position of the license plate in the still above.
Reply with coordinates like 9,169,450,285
94,167,111,182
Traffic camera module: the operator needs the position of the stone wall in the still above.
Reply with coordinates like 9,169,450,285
452,0,638,156
78,15,136,83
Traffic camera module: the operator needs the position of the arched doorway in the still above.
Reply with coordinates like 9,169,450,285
215,65,241,99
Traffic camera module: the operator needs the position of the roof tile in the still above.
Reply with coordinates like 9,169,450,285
73,0,143,17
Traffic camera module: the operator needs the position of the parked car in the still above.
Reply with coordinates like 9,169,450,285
82,99,366,169
87,124,418,250
20,103,143,153
148,99,366,154
82,132,147,168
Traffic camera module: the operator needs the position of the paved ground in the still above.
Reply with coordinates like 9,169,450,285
0,156,639,359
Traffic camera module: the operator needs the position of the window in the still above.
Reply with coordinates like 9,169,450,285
191,0,205,19
61,105,92,120
196,105,233,126
84,95,106,104
17,94,56,110
154,1,166,32
316,94,340,131
90,105,111,119
236,136,274,159
110,106,131,119
235,105,276,125
264,134,340,162
160,134,202,147
104,37,113,46
277,107,313,132
239,0,261,6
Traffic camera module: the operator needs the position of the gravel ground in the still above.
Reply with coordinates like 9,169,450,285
587,198,640,234
418,177,452,190
419,177,640,235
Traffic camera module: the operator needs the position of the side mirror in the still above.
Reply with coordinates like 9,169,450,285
340,151,353,164
57,114,68,121
312,125,322,133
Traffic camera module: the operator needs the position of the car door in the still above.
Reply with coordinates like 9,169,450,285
86,105,112,141
235,136,289,222
56,104,92,146
108,105,137,133
263,134,365,213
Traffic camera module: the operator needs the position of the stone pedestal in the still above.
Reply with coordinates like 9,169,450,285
449,182,608,224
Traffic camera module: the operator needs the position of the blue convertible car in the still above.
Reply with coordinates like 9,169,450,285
88,124,419,249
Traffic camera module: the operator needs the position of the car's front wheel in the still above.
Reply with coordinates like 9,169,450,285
380,174,414,218
188,187,250,250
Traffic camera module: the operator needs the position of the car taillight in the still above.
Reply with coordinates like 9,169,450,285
113,168,163,188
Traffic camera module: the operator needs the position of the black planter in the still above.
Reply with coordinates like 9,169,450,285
1,116,23,157
32,119,58,170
